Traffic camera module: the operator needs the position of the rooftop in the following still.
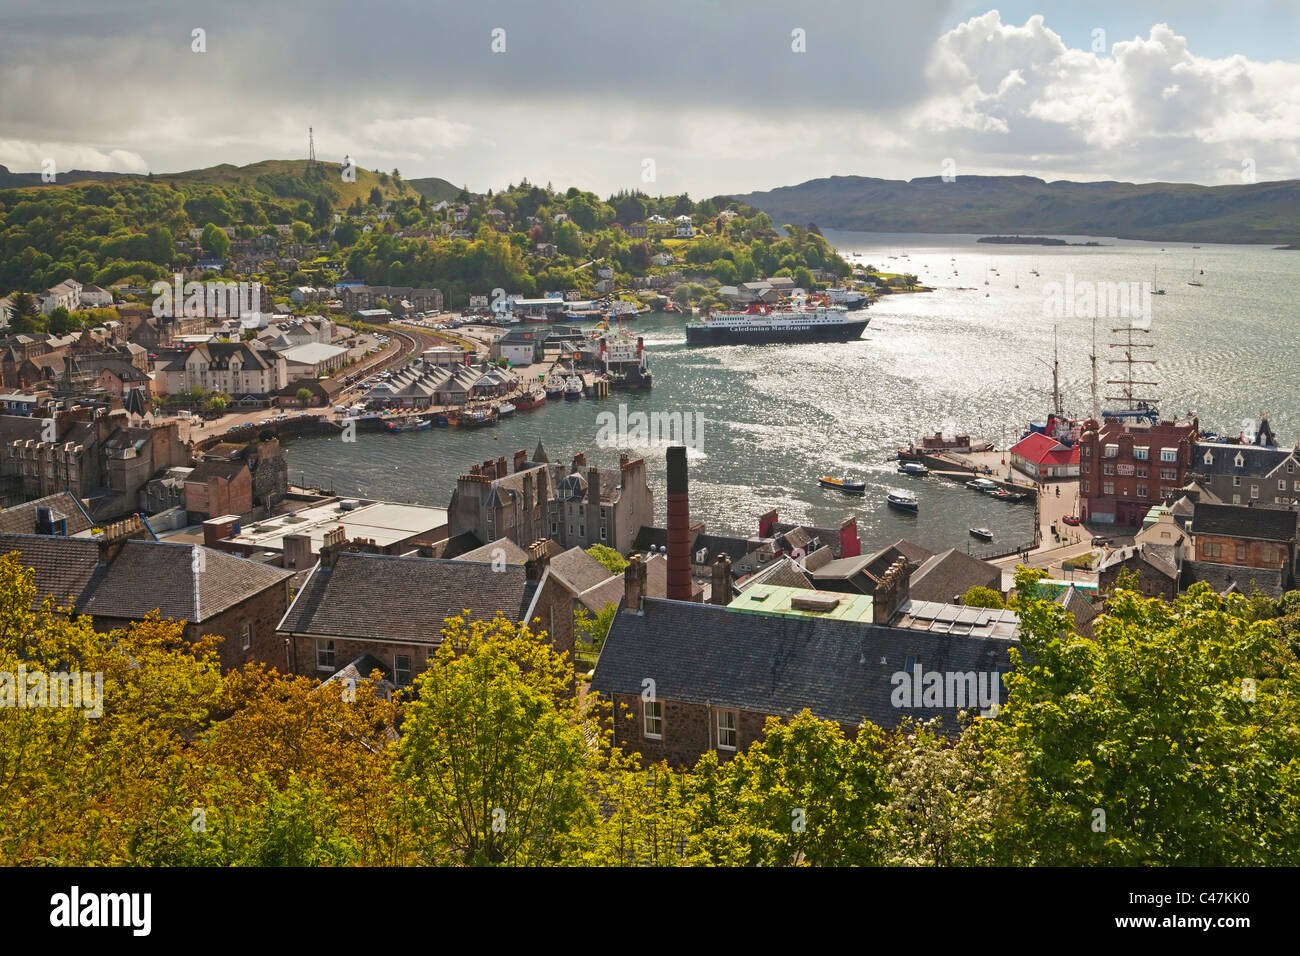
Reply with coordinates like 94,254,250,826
220,498,448,552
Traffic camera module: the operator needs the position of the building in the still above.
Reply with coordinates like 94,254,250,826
1009,431,1081,480
276,342,349,380
0,519,294,672
592,556,1019,767
156,341,287,397
1188,438,1300,508
1183,502,1298,597
490,328,545,367
39,279,82,315
184,459,253,522
276,537,574,684
1077,416,1199,526
1096,542,1181,600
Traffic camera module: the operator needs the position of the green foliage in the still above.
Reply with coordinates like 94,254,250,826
585,543,628,575
961,586,1005,609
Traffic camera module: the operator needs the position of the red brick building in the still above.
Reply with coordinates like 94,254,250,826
1078,416,1199,527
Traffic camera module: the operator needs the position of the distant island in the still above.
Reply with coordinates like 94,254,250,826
736,174,1300,245
977,236,1103,246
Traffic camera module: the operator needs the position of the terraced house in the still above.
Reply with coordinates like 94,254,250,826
157,340,287,397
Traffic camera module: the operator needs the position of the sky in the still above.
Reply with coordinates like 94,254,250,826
0,1,1296,197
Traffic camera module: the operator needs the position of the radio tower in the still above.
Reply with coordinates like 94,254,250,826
307,127,317,176
1105,323,1158,408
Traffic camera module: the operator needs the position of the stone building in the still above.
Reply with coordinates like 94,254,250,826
1078,416,1199,527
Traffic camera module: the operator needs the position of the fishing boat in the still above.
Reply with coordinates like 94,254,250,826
544,374,567,399
886,489,918,513
564,375,584,400
434,410,456,427
965,477,1000,492
969,527,994,541
898,462,929,476
459,407,497,428
523,312,550,324
515,387,546,411
496,401,516,418
384,416,431,433
818,476,866,495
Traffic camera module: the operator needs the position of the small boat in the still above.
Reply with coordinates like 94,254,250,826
819,476,866,495
969,527,994,541
1188,258,1203,287
898,462,929,476
515,387,546,411
564,375,584,399
459,407,497,428
886,489,918,513
496,401,516,418
384,416,431,433
1152,265,1165,295
523,312,550,324
544,374,566,399
966,477,999,492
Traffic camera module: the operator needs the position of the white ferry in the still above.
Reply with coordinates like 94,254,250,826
685,302,869,346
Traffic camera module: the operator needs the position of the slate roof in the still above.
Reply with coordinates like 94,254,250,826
0,534,290,621
909,549,1001,604
278,552,536,645
1057,585,1099,641
736,555,813,593
591,598,1018,731
457,536,529,565
549,547,617,594
1191,442,1293,478
0,492,94,535
1193,503,1298,542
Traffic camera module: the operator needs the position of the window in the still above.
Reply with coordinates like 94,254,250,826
1236,544,1247,562
1203,450,1214,465
1289,461,1296,474
241,622,252,651
1136,484,1148,498
1251,485,1259,499
600,526,607,541
600,507,608,520
579,525,585,537
1136,466,1148,478
316,639,335,671
1103,444,1119,459
1082,445,1091,457
394,654,412,686
1233,475,1241,487
1234,452,1244,468
1082,480,1090,494
1203,542,1221,559
1103,482,1115,496
1103,464,1115,475
717,710,738,750
643,700,663,739
1281,480,1288,491
1233,494,1241,505
1161,469,1177,481
1134,446,1149,460
904,656,917,673
1160,448,1177,463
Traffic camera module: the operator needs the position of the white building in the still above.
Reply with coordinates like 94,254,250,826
158,341,287,396
39,279,82,314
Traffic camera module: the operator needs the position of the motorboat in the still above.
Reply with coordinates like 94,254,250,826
898,462,929,476
969,527,994,541
966,477,1000,492
819,476,866,495
564,375,584,399
886,489,918,513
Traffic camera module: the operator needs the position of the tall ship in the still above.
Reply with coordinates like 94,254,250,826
685,302,869,346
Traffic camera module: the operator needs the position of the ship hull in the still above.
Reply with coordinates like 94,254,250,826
685,318,869,346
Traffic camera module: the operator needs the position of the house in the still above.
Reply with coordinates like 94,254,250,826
1078,416,1199,526
78,284,114,308
0,519,294,672
96,361,152,400
157,341,287,397
1096,542,1181,600
184,458,253,521
0,411,100,503
592,555,1019,766
39,279,82,315
1189,437,1300,508
0,297,13,329
1009,431,1081,480
0,491,95,536
276,537,575,684
908,548,1002,604
650,253,674,267
674,222,696,238
1183,502,1297,597
276,342,349,381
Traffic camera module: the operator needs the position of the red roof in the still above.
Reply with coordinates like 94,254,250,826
1010,431,1080,466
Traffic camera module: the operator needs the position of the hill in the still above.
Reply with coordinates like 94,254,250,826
407,176,465,203
735,175,1300,244
0,164,140,188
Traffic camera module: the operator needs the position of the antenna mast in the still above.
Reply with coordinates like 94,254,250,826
307,127,317,175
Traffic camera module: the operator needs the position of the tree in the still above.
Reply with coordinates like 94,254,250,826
200,223,231,258
8,292,41,333
962,586,1005,609
368,186,383,207
295,387,313,404
574,602,617,653
586,544,628,575
290,221,312,243
47,306,79,335
394,614,596,865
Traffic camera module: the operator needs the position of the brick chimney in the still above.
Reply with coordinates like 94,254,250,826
320,526,347,567
710,555,733,606
872,558,911,625
496,455,507,478
587,465,600,536
666,446,693,601
96,514,147,564
572,452,586,470
758,508,778,538
839,516,861,558
513,449,527,472
282,532,314,569
525,539,550,581
624,553,647,612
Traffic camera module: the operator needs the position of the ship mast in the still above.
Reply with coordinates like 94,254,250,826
1105,322,1158,408
1035,325,1063,418
1089,315,1099,420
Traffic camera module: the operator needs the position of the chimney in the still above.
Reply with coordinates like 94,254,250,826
513,449,527,472
872,558,911,625
758,508,778,538
666,446,692,601
572,452,586,470
496,455,507,478
96,514,146,564
525,539,550,581
282,532,313,570
320,526,347,567
587,465,600,538
623,553,647,612
710,555,733,606
620,452,629,468
839,516,861,558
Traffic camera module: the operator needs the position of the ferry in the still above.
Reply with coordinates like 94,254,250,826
594,325,653,390
685,302,869,346
965,477,1000,493
886,489,918,513
818,475,866,495
826,287,869,311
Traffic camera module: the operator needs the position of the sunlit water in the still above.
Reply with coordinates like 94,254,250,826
285,232,1299,552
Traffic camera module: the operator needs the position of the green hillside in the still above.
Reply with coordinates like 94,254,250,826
736,175,1300,244
407,176,465,202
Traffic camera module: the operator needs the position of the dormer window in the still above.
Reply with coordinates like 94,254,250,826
1234,452,1244,468
1203,450,1214,465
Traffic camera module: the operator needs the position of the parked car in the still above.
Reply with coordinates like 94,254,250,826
1061,514,1081,526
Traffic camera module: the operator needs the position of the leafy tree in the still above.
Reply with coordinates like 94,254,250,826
394,614,596,865
295,387,313,404
290,221,312,243
47,306,79,335
962,586,1005,609
200,222,231,258
574,602,617,653
586,544,628,574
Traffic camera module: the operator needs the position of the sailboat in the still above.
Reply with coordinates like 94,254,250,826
1030,258,1039,276
1014,270,1019,289
1188,259,1203,287
1152,265,1165,295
